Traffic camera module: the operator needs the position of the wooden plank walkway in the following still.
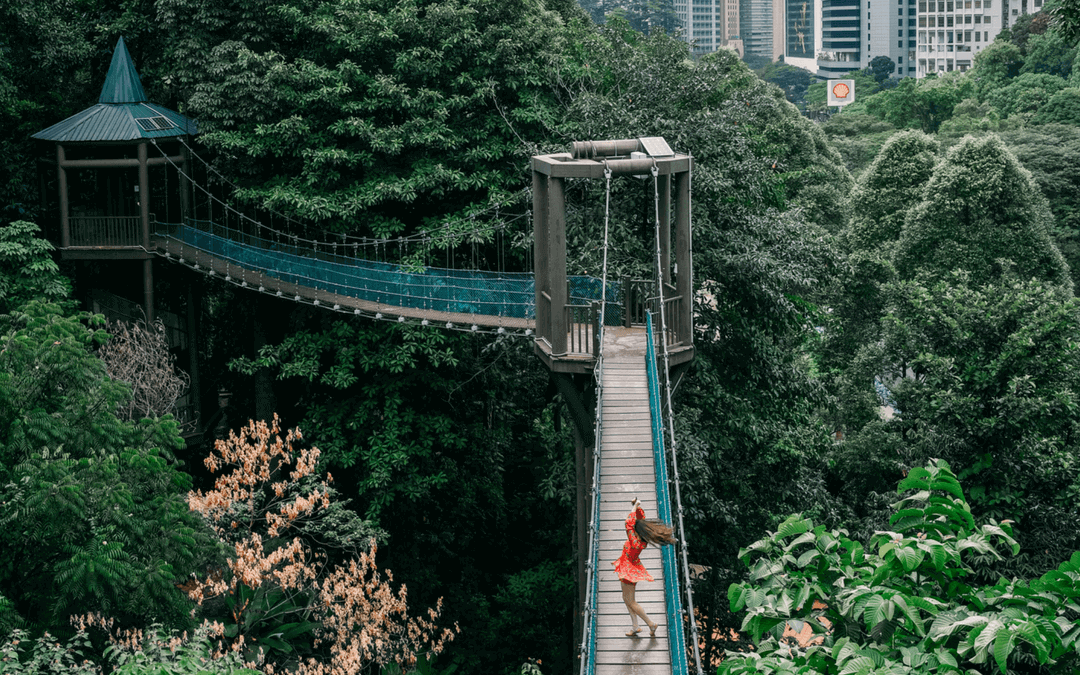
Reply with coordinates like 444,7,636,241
595,327,671,675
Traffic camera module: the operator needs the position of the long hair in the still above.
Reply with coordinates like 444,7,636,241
635,518,676,546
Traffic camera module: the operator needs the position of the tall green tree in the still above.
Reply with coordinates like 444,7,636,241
828,270,1080,575
842,130,939,255
1032,87,1080,124
983,72,1068,118
1021,29,1078,78
970,40,1024,94
0,301,215,632
895,134,1071,290
864,73,973,133
1002,124,1080,285
821,134,1080,577
820,131,938,376
158,0,578,238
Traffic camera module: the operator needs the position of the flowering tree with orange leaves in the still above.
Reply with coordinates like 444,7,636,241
185,415,456,673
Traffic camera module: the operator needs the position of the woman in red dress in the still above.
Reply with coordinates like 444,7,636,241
612,498,675,637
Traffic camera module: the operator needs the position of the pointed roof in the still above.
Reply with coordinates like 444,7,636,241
32,37,197,143
99,37,147,104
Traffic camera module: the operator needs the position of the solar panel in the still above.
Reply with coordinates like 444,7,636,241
134,116,176,132
639,137,674,158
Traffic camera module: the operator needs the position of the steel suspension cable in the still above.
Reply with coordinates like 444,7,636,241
580,164,613,675
650,164,703,675
152,140,532,263
175,136,529,250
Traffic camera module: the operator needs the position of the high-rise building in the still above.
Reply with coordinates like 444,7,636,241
870,0,914,76
915,0,1002,76
817,0,861,74
741,0,778,57
809,0,910,76
787,0,817,59
675,0,742,55
1004,0,1045,28
784,0,822,72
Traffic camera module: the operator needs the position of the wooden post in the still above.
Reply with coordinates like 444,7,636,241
186,281,202,425
139,142,154,322
253,301,277,423
674,167,693,345
548,176,567,356
179,143,192,224
37,158,47,219
138,142,150,248
659,174,671,286
533,170,549,344
57,145,70,248
622,276,631,328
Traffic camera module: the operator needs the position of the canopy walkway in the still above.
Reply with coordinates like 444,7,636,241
32,41,702,670
580,314,701,675
35,72,703,667
151,221,538,331
595,327,671,674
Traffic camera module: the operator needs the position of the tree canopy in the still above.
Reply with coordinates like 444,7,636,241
895,134,1071,290
7,0,1080,672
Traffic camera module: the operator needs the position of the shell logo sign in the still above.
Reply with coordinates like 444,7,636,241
827,79,855,107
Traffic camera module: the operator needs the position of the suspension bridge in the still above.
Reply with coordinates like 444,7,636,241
32,36,704,675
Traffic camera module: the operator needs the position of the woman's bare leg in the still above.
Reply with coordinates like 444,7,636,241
621,582,658,636
621,581,641,636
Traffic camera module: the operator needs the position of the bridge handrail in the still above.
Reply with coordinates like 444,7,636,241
648,164,704,675
645,311,689,674
154,220,632,332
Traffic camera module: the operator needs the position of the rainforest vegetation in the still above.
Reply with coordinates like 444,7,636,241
2,0,1080,672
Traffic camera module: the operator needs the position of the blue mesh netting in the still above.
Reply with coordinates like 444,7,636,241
158,222,623,322
646,312,690,675
569,275,623,327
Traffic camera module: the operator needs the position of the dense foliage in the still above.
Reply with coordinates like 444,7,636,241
3,0,1080,672
721,460,1080,675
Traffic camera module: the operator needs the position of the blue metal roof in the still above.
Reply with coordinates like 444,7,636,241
99,37,146,104
32,38,197,143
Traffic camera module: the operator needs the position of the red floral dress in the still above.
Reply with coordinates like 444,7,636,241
613,506,653,584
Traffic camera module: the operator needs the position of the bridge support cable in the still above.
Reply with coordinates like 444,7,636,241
170,137,531,253
144,141,568,333
579,164,613,675
649,165,704,675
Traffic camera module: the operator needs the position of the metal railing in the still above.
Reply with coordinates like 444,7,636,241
69,215,143,246
648,164,704,675
645,311,690,674
660,292,683,347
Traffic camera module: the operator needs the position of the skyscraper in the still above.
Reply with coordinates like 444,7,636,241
787,0,817,59
817,0,861,74
807,0,909,76
675,0,743,55
741,0,786,58
915,0,1002,76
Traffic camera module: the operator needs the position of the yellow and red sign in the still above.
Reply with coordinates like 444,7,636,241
827,79,855,106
